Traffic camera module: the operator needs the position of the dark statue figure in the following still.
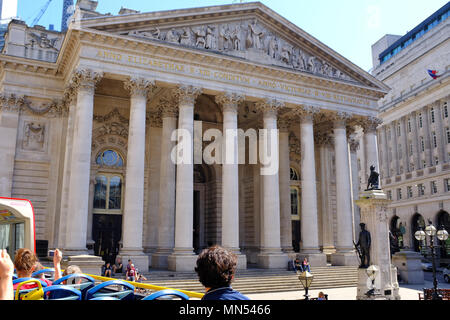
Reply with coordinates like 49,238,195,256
356,223,371,268
366,165,380,191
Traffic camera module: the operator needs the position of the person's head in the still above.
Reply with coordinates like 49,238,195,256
303,257,308,262
116,257,122,264
360,223,366,230
106,262,110,267
62,265,83,284
318,292,325,298
33,262,45,279
14,248,38,278
195,245,237,290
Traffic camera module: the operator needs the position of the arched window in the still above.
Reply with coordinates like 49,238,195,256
96,150,124,167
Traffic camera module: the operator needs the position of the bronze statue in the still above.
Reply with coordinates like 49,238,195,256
356,223,371,268
366,165,380,191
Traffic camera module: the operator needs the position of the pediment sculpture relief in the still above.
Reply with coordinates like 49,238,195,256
123,19,355,82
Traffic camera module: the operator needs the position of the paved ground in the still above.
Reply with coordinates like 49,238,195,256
245,276,450,300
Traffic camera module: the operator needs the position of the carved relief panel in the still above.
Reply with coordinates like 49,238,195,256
122,18,356,82
22,121,46,151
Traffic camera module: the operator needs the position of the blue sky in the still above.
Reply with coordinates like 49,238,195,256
16,0,449,71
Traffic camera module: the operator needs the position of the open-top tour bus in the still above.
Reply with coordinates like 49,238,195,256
0,197,36,256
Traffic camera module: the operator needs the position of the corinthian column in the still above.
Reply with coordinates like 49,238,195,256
331,112,358,266
168,85,202,272
119,77,155,272
278,117,294,254
65,69,103,255
152,97,178,269
254,98,288,269
296,106,327,267
215,92,247,269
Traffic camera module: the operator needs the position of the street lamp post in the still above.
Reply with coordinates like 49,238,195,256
415,222,449,300
298,271,314,300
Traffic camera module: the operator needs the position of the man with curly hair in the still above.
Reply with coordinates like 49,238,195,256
195,245,249,300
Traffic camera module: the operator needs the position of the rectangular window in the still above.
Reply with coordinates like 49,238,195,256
397,188,402,200
409,143,413,156
430,107,435,123
445,179,450,192
444,102,448,118
419,113,423,128
431,181,438,194
387,190,392,200
418,184,425,196
420,137,425,152
435,157,439,166
432,132,437,148
397,123,401,137
447,128,450,144
408,118,412,133
423,160,427,169
407,186,413,198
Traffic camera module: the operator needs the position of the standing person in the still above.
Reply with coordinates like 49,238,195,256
301,257,311,273
195,245,250,300
0,249,14,300
13,248,62,290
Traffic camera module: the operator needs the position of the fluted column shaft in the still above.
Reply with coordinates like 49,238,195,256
65,69,102,254
216,93,244,252
299,110,320,253
334,117,354,252
152,100,178,268
121,78,154,254
278,119,293,253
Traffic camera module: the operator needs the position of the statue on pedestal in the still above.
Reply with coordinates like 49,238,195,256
356,223,371,268
366,165,380,191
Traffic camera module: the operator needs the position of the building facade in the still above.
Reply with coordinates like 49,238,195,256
0,1,388,272
366,2,450,262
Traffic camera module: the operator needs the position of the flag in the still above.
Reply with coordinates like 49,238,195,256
427,69,442,80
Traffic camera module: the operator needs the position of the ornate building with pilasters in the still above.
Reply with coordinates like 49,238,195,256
0,1,389,272
364,2,450,262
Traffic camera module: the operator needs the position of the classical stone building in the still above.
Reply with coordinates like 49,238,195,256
362,2,449,262
0,1,389,272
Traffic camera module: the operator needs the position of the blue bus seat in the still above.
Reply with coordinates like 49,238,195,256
86,280,135,301
142,289,189,300
53,273,96,299
43,285,82,300
32,268,55,281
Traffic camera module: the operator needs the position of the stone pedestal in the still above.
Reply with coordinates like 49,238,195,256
168,252,198,272
330,252,359,266
392,250,424,284
355,190,401,300
61,255,105,276
257,252,289,269
117,253,150,274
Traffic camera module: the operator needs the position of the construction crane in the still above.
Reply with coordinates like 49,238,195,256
31,0,53,26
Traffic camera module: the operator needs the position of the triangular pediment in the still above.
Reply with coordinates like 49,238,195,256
78,2,388,91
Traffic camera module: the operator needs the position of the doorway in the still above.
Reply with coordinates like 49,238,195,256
92,214,122,264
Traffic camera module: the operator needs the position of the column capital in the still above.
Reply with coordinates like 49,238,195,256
124,77,155,98
314,131,334,147
70,68,103,94
359,116,383,134
215,92,245,113
278,117,293,132
157,96,179,118
174,85,202,105
293,105,321,122
255,98,285,118
331,111,352,128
